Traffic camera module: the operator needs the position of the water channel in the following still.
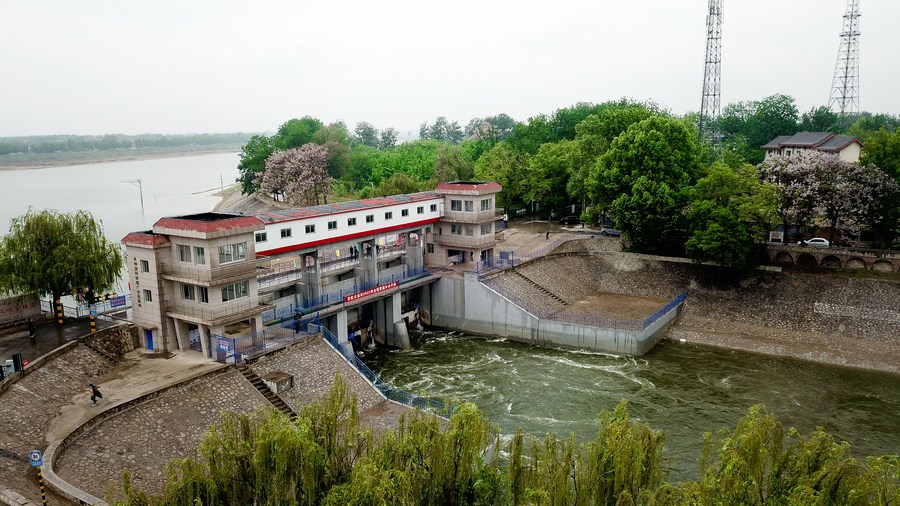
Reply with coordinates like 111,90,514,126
365,331,900,482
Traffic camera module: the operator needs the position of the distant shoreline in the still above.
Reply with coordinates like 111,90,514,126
0,148,241,171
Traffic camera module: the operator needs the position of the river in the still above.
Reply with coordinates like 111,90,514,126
0,152,240,291
365,331,900,482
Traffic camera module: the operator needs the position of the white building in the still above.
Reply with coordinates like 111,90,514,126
762,132,862,163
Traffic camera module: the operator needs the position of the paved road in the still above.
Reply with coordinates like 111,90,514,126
0,316,118,372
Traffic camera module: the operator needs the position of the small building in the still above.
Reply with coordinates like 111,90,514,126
122,212,272,357
427,181,501,265
762,132,862,163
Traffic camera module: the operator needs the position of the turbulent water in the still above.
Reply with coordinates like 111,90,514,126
364,331,900,482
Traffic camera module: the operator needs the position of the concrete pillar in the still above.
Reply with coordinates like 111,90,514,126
359,240,379,287
199,324,211,358
385,291,410,350
374,297,387,344
336,310,353,354
172,318,188,350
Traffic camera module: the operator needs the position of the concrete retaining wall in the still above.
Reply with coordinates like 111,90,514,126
430,273,678,355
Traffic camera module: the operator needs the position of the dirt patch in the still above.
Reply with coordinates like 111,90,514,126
558,292,667,321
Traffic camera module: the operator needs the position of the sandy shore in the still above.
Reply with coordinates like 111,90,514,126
0,148,240,171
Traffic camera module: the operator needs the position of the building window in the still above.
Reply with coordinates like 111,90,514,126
281,228,292,238
385,211,393,220
427,243,434,254
222,280,249,302
143,289,152,302
255,232,267,243
430,204,437,212
304,224,316,234
481,223,492,235
417,206,424,214
401,209,409,217
198,286,209,303
465,226,474,236
327,221,337,230
194,246,205,265
451,200,462,211
481,199,492,211
218,242,247,264
465,201,474,212
366,214,374,223
182,283,195,301
451,224,462,235
348,217,357,226
140,259,149,273
177,244,191,262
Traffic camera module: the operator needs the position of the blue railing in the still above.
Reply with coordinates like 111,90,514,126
642,290,689,329
316,317,452,416
262,304,298,324
298,267,429,313
211,312,319,364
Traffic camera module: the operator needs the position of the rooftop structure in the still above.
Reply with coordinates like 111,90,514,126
761,132,862,162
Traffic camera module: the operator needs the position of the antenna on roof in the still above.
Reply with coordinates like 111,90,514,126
698,0,723,159
829,0,861,117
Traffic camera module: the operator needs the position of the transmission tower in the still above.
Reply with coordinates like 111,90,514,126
829,0,860,116
698,0,723,152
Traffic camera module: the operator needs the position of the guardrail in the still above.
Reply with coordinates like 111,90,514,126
299,267,428,312
476,236,572,279
316,318,452,416
642,290,688,329
39,295,132,319
211,313,319,364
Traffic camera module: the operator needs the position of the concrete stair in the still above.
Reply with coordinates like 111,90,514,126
512,270,570,306
237,363,296,419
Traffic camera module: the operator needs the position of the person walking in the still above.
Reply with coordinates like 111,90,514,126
89,383,103,406
27,318,35,338
546,230,550,240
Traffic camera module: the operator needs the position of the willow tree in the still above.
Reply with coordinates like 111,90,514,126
0,209,123,323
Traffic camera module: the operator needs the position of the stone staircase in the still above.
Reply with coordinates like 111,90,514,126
237,364,296,419
512,270,570,306
82,340,118,363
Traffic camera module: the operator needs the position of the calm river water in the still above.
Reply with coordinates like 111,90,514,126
0,152,240,290
365,331,900,482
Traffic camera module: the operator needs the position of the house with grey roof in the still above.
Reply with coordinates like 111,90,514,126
761,132,862,162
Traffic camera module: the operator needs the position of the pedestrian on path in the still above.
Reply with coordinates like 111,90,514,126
89,383,103,406
27,318,35,337
546,230,550,240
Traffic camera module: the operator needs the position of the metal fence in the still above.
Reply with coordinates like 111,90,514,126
39,294,132,319
316,317,452,417
298,266,428,313
476,236,572,279
642,290,689,329
211,312,319,364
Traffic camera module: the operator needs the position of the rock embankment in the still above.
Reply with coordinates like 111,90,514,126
213,186,290,215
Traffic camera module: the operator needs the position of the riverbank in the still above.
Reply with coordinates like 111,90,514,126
0,147,240,171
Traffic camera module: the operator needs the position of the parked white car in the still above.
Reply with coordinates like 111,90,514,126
799,237,830,248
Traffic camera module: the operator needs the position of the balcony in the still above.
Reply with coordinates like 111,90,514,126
165,296,274,326
162,259,272,285
441,209,496,224
432,233,496,249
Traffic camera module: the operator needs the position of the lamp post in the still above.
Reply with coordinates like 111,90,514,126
122,179,144,214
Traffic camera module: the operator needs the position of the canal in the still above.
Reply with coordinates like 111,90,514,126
365,331,900,482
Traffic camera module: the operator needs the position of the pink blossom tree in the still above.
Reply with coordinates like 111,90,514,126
256,143,333,206
758,152,820,244
816,155,895,245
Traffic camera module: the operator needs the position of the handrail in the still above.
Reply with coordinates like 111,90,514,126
316,316,452,416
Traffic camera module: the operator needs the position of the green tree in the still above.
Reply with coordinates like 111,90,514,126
685,163,771,271
0,209,124,322
236,134,275,194
505,114,555,156
524,140,574,214
379,127,399,149
274,116,324,150
860,128,900,247
432,145,473,184
590,116,702,252
474,143,527,210
314,122,352,179
720,94,800,164
800,106,839,132
354,121,379,148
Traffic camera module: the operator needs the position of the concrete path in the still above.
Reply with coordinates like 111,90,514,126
45,349,226,445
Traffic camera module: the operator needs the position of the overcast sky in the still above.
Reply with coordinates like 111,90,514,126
2,0,898,138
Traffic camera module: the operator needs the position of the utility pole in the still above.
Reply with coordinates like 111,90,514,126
829,0,861,117
122,179,144,214
698,0,723,159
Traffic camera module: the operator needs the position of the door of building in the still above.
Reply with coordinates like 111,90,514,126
146,329,154,350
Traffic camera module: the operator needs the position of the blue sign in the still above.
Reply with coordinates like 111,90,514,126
29,449,42,467
218,339,231,352
89,304,97,317
110,295,126,308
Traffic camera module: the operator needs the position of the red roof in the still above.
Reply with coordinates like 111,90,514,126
154,215,263,233
435,181,502,193
121,232,171,247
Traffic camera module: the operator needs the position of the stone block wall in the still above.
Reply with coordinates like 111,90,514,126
54,369,269,500
250,339,384,413
84,325,137,358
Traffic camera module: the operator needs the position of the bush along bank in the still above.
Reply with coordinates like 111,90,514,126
108,374,899,506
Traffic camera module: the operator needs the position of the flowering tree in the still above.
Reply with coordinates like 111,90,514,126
257,143,333,206
816,156,895,245
758,152,820,243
